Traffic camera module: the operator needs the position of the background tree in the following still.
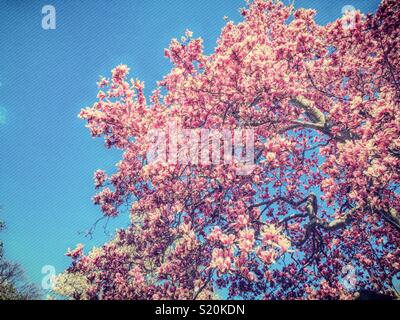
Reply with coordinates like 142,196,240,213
56,0,399,299
0,217,40,300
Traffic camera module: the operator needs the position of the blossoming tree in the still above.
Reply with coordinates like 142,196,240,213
55,0,399,300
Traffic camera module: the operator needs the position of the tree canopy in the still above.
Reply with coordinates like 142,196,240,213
55,0,399,300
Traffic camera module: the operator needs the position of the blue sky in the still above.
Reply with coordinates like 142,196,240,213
0,0,381,292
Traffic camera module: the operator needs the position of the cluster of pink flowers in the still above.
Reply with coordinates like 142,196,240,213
211,248,233,274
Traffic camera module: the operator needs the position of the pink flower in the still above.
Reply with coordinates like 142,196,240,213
257,248,277,265
220,233,235,246
111,64,130,84
211,248,232,273
265,152,276,162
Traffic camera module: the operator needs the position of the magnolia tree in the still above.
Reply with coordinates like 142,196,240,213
55,0,399,300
